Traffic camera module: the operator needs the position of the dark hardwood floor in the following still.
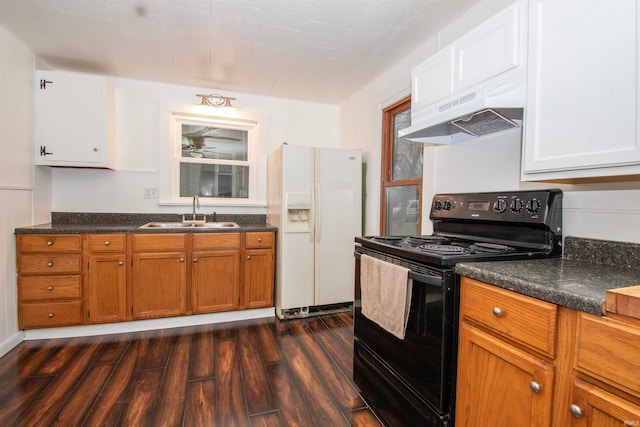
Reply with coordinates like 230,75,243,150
0,312,384,427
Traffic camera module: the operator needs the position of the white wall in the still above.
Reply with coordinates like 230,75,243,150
0,25,48,356
340,0,640,243
50,78,339,216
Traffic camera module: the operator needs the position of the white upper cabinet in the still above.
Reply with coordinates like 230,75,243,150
35,70,115,168
410,2,524,122
522,0,640,180
411,47,454,116
454,5,520,93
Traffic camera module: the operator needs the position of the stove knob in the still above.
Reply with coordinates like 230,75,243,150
526,199,542,214
510,199,524,213
434,200,443,210
443,200,452,210
493,199,508,213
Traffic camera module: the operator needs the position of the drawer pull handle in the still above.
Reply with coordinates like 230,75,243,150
247,256,251,260
180,258,185,262
193,258,198,263
257,238,262,242
492,307,502,317
118,261,124,266
47,241,53,246
104,241,110,246
48,313,54,318
570,404,583,418
47,286,53,291
47,262,53,267
530,381,541,394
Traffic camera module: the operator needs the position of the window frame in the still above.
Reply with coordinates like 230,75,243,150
380,96,422,235
169,112,258,206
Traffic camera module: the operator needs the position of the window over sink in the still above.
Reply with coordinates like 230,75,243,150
169,113,258,205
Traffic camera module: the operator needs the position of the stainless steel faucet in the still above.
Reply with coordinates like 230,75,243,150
192,195,200,220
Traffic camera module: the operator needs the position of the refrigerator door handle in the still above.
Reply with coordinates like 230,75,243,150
316,183,321,242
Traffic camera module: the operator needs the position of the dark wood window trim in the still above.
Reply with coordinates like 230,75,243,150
380,96,422,235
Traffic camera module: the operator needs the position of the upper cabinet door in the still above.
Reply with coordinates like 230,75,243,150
411,47,454,117
522,0,640,180
454,3,522,92
35,70,115,168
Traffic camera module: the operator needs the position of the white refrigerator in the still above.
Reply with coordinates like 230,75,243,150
267,144,362,319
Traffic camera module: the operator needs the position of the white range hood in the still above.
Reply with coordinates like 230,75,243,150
399,74,525,145
399,0,527,145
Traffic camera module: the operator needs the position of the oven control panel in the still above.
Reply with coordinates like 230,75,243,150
430,189,563,225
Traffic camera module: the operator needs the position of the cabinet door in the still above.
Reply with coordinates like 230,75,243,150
456,323,554,427
411,47,454,116
88,254,126,323
132,251,186,319
568,378,640,426
523,0,640,179
192,250,240,313
454,2,521,92
35,70,113,168
243,248,274,309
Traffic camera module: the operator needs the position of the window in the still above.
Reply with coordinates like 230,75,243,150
380,97,423,235
170,113,258,204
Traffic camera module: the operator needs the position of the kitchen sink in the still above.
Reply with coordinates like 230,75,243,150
139,221,239,229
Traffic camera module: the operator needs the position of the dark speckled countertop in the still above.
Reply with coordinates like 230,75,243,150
14,212,278,234
455,237,640,316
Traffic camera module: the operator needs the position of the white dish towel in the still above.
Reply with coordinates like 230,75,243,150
360,254,413,339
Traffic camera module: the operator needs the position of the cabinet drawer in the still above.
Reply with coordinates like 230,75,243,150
19,254,82,274
132,234,186,251
88,234,126,252
575,313,640,397
18,234,81,253
461,278,557,358
245,232,274,249
19,301,82,329
193,233,240,250
20,275,81,301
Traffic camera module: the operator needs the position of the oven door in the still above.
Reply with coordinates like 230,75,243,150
354,250,456,425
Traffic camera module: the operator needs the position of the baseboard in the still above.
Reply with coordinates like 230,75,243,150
23,308,275,340
0,330,26,358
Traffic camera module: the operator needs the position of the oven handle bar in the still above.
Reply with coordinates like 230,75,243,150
409,271,443,287
355,250,445,288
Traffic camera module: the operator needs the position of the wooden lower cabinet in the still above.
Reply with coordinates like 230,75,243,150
86,234,127,323
17,234,83,329
88,254,127,323
569,312,640,426
243,248,274,308
458,277,640,427
569,378,640,426
132,251,187,319
192,250,241,313
456,320,554,426
17,230,275,329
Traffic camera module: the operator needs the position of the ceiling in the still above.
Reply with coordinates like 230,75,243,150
0,0,477,104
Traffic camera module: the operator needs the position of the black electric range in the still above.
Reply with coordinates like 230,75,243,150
353,189,563,427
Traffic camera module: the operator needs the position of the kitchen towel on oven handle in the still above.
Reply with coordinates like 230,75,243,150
360,254,413,340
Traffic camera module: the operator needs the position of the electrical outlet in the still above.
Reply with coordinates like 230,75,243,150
144,187,158,199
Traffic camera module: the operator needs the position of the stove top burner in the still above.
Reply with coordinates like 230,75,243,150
470,242,516,254
405,236,450,246
418,244,471,254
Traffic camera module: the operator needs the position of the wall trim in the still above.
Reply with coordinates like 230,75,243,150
112,168,159,174
23,308,275,340
0,184,33,191
0,330,26,359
